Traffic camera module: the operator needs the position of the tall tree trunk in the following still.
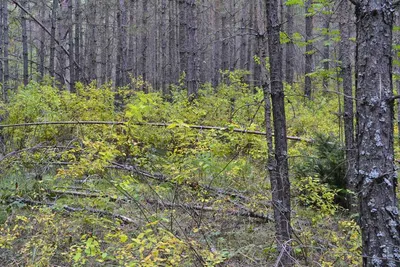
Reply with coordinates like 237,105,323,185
21,0,28,86
265,0,293,264
339,0,355,206
74,0,80,83
212,0,222,87
3,0,9,101
285,4,294,85
355,0,400,265
101,1,110,84
304,0,313,98
68,0,75,92
39,1,45,80
116,0,127,87
0,0,3,91
49,0,58,79
141,0,148,92
160,0,167,94
179,0,187,81
186,0,199,98
323,17,330,89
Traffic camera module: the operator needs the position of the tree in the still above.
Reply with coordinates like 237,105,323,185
338,0,355,206
304,0,313,98
353,0,400,264
265,0,293,264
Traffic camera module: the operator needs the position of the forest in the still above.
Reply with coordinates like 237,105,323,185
0,0,398,266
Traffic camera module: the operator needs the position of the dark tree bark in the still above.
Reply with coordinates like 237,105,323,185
179,0,187,80
49,0,58,79
285,4,294,85
141,0,148,92
38,1,45,80
0,0,3,90
339,0,355,204
322,17,330,89
186,0,199,98
21,0,28,86
3,0,9,101
116,0,127,87
354,0,400,265
304,0,313,98
265,0,293,264
68,0,75,91
74,0,80,83
160,0,167,94
212,0,222,87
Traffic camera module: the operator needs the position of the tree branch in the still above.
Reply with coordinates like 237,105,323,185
7,196,137,224
0,120,313,142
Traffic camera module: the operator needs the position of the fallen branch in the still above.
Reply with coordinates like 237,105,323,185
146,199,273,221
7,197,136,225
110,162,248,201
47,189,271,221
0,121,312,142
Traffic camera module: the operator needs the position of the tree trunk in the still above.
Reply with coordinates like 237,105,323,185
3,0,9,101
304,0,313,98
355,0,400,265
179,0,187,81
74,0,80,83
0,0,3,91
285,4,294,85
322,17,330,89
68,0,75,92
160,0,167,94
186,0,199,98
339,0,355,206
21,0,28,86
265,0,293,264
141,0,148,92
49,0,58,79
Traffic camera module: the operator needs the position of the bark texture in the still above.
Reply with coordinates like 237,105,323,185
355,0,400,265
265,0,293,264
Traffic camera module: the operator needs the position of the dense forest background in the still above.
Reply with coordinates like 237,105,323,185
0,0,349,96
0,0,399,266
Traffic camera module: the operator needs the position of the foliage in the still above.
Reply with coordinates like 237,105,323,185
0,73,362,266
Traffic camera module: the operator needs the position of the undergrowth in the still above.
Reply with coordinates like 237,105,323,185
0,72,363,266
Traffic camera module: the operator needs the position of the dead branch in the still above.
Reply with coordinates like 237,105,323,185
47,189,271,221
0,120,312,142
146,199,273,221
7,196,137,225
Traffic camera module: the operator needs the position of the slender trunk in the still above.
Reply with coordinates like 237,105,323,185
355,0,400,265
68,0,75,92
3,0,9,101
323,17,330,89
49,0,58,79
161,0,167,94
0,0,3,90
21,0,28,86
101,1,110,84
39,2,45,80
186,0,199,98
285,5,294,85
304,0,313,98
179,0,187,80
74,0,80,83
141,0,148,92
339,0,355,206
212,0,222,87
265,0,293,264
